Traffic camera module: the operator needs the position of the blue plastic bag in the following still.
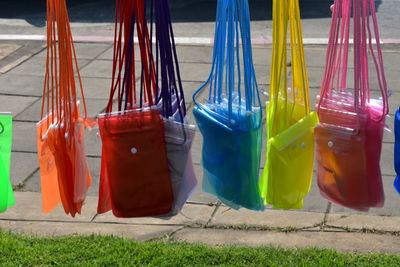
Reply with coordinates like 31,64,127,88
193,0,264,211
394,109,400,194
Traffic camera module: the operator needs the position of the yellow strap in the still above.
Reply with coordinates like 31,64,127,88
269,0,310,137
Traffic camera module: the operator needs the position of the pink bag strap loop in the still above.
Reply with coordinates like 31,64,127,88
318,0,389,122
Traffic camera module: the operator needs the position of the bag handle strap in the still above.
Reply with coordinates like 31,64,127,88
41,0,88,137
318,0,388,121
269,0,310,135
152,0,186,123
193,0,261,126
106,0,158,114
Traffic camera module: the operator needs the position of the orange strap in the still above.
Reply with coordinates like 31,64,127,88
41,0,88,131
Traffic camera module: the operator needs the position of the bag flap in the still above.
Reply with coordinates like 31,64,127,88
269,112,319,150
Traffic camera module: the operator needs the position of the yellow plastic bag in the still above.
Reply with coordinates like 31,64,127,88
260,0,319,209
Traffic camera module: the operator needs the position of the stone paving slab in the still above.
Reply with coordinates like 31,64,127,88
172,228,400,254
80,77,112,100
173,45,328,68
0,95,38,117
0,192,97,222
301,179,331,212
94,203,216,226
304,66,400,92
177,62,270,85
14,98,108,122
210,207,324,228
80,59,142,79
12,121,37,152
0,44,21,61
0,74,44,96
36,43,112,60
8,55,91,77
97,45,140,61
0,220,179,241
20,169,41,193
327,213,400,232
10,152,38,187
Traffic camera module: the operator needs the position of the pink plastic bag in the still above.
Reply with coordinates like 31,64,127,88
316,0,388,211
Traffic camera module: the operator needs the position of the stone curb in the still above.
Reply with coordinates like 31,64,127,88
1,192,400,253
172,228,400,254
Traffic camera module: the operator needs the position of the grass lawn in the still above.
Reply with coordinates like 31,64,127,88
0,230,399,266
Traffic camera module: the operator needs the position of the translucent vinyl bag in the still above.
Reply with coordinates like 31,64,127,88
38,0,92,217
0,114,14,213
394,109,400,194
315,115,370,210
37,116,60,214
194,104,263,210
151,0,197,215
97,0,174,217
316,0,389,211
193,0,264,211
260,0,317,209
317,95,385,210
98,110,173,217
161,119,196,216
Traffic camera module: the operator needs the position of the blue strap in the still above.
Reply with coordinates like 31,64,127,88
193,0,261,124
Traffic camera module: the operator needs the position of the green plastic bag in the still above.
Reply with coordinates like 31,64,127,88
0,114,14,213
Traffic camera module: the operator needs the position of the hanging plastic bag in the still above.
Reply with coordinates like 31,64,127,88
97,0,174,218
193,0,264,211
394,109,400,194
159,119,196,216
0,114,14,213
37,116,60,214
259,0,318,210
38,0,92,217
151,0,197,216
315,0,389,211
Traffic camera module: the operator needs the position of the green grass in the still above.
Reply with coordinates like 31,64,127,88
0,230,399,266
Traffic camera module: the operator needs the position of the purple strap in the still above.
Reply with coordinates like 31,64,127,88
152,0,186,122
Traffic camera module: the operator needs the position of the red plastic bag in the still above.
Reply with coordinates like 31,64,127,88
97,0,173,217
98,109,173,217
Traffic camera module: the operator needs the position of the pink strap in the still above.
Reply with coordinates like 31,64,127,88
318,0,388,121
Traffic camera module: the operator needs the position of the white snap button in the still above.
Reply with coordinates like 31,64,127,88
131,147,138,154
301,142,306,148
328,141,334,148
230,119,236,124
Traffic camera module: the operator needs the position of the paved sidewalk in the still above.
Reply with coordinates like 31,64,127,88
1,192,400,254
0,41,400,253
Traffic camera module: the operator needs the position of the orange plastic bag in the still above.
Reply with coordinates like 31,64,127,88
38,0,92,216
37,116,60,214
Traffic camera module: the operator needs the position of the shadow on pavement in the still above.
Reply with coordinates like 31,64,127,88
0,0,382,27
